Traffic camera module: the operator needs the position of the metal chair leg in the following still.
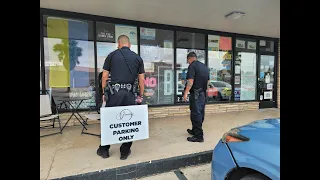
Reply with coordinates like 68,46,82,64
81,118,88,134
58,117,62,134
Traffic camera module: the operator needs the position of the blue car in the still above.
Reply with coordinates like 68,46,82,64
211,118,280,180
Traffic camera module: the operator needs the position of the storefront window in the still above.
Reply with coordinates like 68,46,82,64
96,22,138,73
234,38,257,101
207,35,232,102
43,16,95,109
140,27,174,105
259,40,274,52
176,31,205,103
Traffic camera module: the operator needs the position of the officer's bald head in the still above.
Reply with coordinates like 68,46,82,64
117,35,131,49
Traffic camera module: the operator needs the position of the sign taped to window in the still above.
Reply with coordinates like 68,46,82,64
263,91,273,100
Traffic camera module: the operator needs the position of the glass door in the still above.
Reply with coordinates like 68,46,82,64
258,55,276,108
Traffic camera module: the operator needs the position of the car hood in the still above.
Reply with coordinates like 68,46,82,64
235,118,280,148
237,118,280,133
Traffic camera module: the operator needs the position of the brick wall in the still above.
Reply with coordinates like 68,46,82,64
277,40,280,108
41,102,259,127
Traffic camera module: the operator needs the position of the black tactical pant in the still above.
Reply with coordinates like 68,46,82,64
100,90,136,155
189,91,206,140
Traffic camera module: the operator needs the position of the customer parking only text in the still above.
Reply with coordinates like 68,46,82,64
110,121,142,141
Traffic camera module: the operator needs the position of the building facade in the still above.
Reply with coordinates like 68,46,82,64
40,8,280,119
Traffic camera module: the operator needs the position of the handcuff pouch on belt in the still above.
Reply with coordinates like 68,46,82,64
111,83,134,92
103,81,114,102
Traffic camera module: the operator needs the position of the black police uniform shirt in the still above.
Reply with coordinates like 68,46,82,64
186,60,209,92
103,47,145,84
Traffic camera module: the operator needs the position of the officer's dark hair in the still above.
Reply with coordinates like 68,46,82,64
187,52,197,59
118,35,130,44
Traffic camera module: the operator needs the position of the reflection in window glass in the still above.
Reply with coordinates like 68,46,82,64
207,35,232,102
140,28,174,105
176,31,205,103
43,16,95,109
234,38,257,101
96,22,138,74
235,52,257,101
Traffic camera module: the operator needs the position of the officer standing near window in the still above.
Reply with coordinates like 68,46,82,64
183,52,209,142
97,35,145,160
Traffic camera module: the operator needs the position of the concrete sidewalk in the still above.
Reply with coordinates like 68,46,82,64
40,108,280,180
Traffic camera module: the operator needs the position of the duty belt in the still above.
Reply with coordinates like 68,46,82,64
112,83,133,92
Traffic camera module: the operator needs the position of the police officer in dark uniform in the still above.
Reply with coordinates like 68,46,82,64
183,52,209,142
97,35,145,160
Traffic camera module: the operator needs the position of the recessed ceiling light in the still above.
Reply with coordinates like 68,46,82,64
225,11,245,20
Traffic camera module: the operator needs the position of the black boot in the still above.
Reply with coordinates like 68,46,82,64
187,129,194,135
187,136,204,142
97,146,110,159
120,150,131,160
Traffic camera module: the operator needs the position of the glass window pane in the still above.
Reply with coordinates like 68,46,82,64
259,40,274,52
259,55,275,101
96,22,138,74
234,38,257,101
43,16,95,109
140,27,174,105
208,35,233,102
176,31,205,103
176,31,205,49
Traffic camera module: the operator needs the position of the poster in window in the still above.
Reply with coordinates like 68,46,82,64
260,40,266,46
140,27,156,40
163,40,173,56
164,40,173,48
96,23,115,42
260,72,265,79
234,87,241,101
264,91,273,99
236,40,245,49
247,41,256,50
235,76,240,84
144,62,155,73
115,24,137,45
267,83,273,90
140,45,158,61
235,65,241,74
208,35,220,51
220,37,232,51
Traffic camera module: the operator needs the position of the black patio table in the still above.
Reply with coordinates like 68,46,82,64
58,97,90,132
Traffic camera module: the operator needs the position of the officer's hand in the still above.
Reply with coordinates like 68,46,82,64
183,93,188,102
102,95,105,102
136,95,143,104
